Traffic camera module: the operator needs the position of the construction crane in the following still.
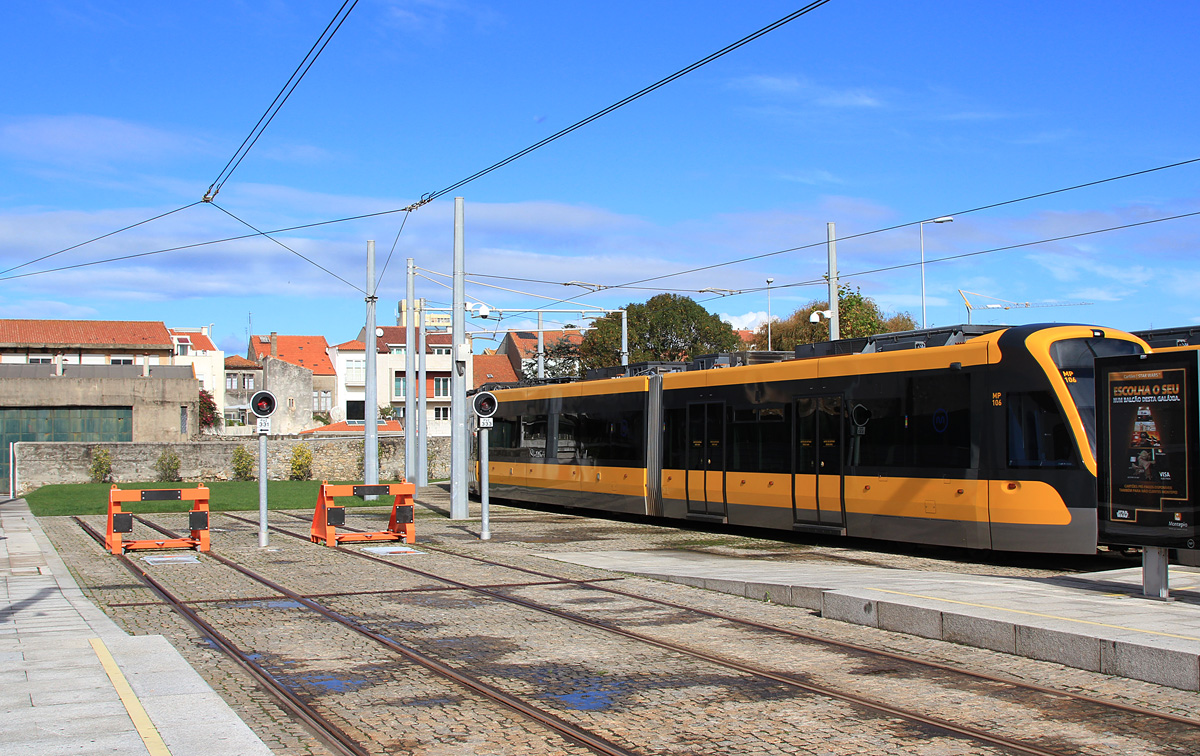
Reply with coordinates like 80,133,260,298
958,291,1092,324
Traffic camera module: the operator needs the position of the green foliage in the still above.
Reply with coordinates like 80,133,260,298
198,389,220,430
231,445,255,481
579,293,741,370
88,448,113,484
312,410,331,426
153,449,181,482
289,444,314,481
753,285,918,351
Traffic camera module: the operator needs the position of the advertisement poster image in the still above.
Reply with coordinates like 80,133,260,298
1106,368,1189,530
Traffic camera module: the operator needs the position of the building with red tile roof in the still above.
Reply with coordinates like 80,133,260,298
473,353,519,386
248,332,335,375
0,319,174,366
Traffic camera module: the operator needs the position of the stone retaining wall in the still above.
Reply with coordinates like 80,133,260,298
12,436,452,495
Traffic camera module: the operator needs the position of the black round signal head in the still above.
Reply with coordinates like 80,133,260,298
471,391,497,418
250,390,278,418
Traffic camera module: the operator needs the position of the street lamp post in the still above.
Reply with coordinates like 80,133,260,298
766,277,774,351
919,216,954,328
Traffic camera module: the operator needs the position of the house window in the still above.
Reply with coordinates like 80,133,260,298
434,377,450,397
391,346,406,356
227,374,237,390
111,355,134,365
180,406,188,434
394,372,406,399
432,346,451,355
435,406,450,421
29,356,52,364
244,375,255,391
345,358,366,385
176,344,190,356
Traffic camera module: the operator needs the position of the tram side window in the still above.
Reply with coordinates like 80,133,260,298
856,395,908,467
728,406,790,473
488,415,519,451
854,373,971,469
1007,392,1075,468
663,408,686,469
522,415,548,459
555,413,578,461
909,375,971,469
577,411,645,464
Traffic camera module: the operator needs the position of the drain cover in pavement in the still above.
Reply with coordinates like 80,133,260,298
361,545,424,555
142,554,200,565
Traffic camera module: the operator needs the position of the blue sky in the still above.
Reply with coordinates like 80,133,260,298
3,1,1199,355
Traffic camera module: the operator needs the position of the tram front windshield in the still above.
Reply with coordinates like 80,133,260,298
1050,337,1144,458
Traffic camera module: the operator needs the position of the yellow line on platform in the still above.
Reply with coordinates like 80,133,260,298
869,589,1200,642
89,638,171,756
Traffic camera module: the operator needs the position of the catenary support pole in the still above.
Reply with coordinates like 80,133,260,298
417,299,428,488
537,311,545,379
364,241,379,489
405,258,416,491
827,222,840,340
621,310,629,374
450,198,468,519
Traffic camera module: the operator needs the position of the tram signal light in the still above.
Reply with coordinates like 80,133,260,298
472,391,497,418
250,390,278,418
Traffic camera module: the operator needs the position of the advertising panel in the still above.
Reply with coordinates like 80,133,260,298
1097,352,1198,549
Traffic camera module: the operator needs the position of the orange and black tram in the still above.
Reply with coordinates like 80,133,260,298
475,324,1149,554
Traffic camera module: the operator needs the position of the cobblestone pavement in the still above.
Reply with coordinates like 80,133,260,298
40,488,1200,756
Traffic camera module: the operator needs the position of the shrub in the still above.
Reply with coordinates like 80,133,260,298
88,448,113,484
232,446,255,481
289,444,313,481
153,449,181,482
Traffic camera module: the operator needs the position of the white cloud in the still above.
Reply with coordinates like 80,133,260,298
0,115,212,168
722,311,765,330
0,299,99,319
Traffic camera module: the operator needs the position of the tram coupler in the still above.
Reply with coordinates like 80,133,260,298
310,481,416,547
105,485,211,555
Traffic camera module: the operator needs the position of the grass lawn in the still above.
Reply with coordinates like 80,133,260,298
23,480,418,517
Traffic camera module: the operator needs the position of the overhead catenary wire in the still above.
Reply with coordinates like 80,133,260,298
204,0,361,201
0,202,203,278
209,203,365,293
694,208,1200,304
410,1,833,206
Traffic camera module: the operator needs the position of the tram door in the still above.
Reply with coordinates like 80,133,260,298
686,402,726,518
793,396,845,527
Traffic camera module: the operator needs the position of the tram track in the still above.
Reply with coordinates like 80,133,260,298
201,511,1196,756
277,509,1200,730
75,508,1199,756
75,515,641,756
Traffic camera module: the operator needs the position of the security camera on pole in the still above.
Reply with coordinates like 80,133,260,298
472,391,497,540
250,390,277,548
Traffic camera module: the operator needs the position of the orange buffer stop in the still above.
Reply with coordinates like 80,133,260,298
310,481,416,547
106,485,211,555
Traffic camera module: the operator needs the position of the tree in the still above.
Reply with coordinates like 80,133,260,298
523,334,584,380
752,285,917,351
579,293,741,371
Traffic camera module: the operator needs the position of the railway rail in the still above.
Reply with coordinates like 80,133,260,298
74,509,1200,756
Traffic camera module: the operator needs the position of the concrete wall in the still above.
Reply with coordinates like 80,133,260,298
13,437,452,495
0,369,199,442
262,356,314,435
